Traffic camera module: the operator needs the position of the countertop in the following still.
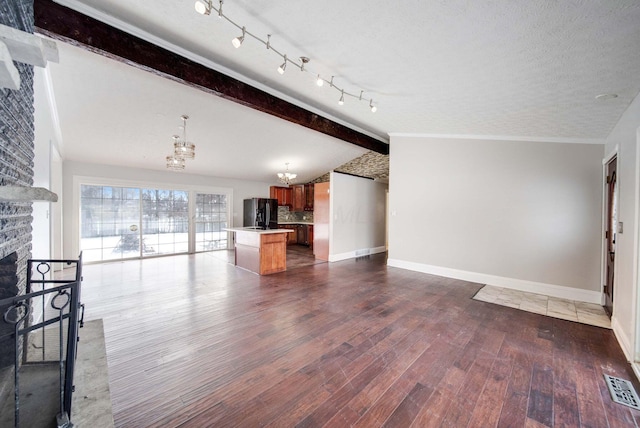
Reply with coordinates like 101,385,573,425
278,222,314,225
225,227,294,234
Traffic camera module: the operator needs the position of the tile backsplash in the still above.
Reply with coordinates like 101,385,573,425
278,206,313,223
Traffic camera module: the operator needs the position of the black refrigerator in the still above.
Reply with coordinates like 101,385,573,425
243,198,278,229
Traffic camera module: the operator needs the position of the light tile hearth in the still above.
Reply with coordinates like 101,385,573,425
473,285,611,329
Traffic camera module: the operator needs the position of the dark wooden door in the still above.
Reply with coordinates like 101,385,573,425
604,156,617,317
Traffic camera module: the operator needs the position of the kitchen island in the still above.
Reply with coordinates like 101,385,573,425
225,227,294,275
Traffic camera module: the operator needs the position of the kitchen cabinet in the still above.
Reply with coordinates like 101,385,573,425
297,224,307,245
308,225,314,250
280,224,298,245
270,186,292,207
304,183,314,211
291,185,305,212
228,228,291,275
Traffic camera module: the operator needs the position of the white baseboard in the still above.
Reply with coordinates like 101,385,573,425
329,246,387,262
386,259,602,304
612,316,633,362
632,362,640,384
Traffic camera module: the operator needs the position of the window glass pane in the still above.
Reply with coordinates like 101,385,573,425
80,185,141,262
194,192,228,252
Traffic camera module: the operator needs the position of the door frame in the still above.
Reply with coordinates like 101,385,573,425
601,146,618,308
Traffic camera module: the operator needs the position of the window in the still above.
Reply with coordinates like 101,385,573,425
80,184,229,262
195,193,228,251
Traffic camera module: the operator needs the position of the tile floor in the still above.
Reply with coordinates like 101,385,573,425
473,285,611,329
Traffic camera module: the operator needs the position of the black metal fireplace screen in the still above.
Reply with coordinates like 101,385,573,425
0,254,84,428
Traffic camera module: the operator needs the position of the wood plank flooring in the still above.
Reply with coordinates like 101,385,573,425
74,252,640,427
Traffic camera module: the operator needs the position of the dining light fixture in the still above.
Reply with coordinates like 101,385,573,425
193,1,378,113
232,26,246,48
166,115,196,171
174,115,195,159
277,55,287,75
277,163,297,185
166,155,186,171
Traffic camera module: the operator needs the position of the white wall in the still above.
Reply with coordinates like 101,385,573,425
388,136,603,302
32,67,57,260
329,172,387,261
62,161,273,259
603,93,640,362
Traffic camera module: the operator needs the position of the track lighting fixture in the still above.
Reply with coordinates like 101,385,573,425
194,3,379,113
300,57,309,72
278,55,287,75
232,26,246,48
194,0,212,15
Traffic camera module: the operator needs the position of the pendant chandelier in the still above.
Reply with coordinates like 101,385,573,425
166,154,185,171
166,115,195,171
277,163,297,185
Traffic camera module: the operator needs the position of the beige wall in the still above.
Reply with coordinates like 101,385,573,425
603,93,640,361
388,136,603,301
329,172,387,261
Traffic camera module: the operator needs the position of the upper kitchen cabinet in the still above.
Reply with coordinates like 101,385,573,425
292,185,305,212
270,186,292,207
304,183,314,211
291,184,315,212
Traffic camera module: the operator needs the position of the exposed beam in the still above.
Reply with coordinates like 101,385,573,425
33,0,389,155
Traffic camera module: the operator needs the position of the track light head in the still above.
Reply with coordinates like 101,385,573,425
232,26,246,48
316,74,324,87
338,90,345,105
218,0,223,18
370,99,377,113
194,0,212,15
300,57,309,72
278,55,288,75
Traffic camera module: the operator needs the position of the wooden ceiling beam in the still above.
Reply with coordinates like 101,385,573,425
33,0,389,155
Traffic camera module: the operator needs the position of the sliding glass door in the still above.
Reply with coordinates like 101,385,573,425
80,185,141,262
141,189,189,256
80,184,229,263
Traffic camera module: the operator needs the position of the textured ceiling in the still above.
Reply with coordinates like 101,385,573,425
42,0,640,181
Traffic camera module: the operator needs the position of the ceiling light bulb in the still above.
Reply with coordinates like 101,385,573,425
232,27,245,48
194,0,211,15
338,90,344,105
370,99,377,113
316,75,324,87
278,55,287,75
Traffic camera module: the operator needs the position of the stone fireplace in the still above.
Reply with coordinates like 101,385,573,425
0,252,19,370
0,0,37,395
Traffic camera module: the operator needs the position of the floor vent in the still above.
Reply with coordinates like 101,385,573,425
604,374,640,410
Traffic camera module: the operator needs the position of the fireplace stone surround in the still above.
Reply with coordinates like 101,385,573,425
0,0,37,400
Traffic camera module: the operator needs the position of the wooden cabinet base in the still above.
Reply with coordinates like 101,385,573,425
233,230,289,275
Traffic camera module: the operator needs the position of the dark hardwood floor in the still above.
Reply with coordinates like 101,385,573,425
75,252,640,427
